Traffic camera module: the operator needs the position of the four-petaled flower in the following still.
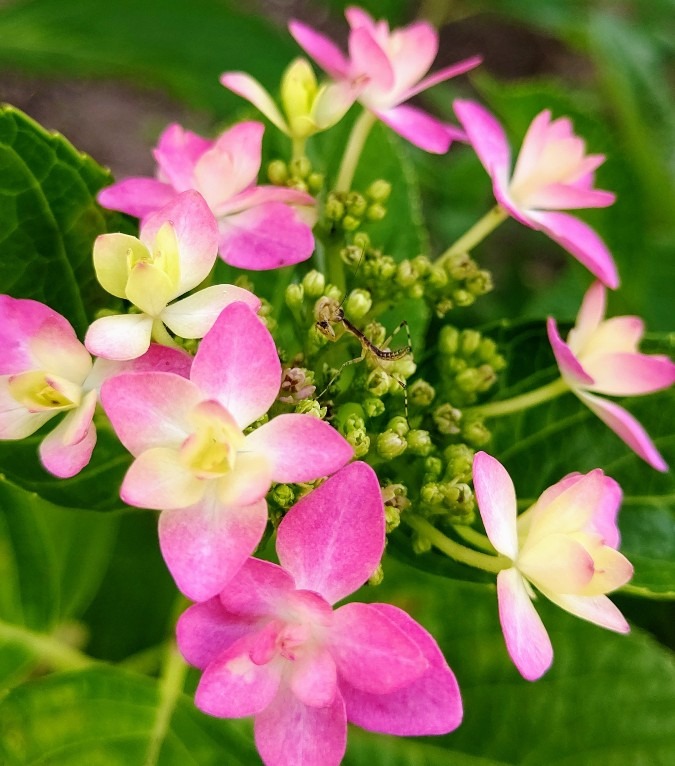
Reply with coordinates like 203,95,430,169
101,301,353,601
98,123,316,270
454,100,620,288
548,281,675,471
289,7,481,153
177,461,463,766
0,295,192,478
473,451,633,681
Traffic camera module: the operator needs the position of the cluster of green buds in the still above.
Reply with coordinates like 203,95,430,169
417,444,476,525
324,179,392,232
268,155,324,195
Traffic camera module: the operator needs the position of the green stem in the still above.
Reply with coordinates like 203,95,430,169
0,620,94,671
436,205,508,265
150,319,179,348
143,643,188,766
291,137,306,163
335,110,376,192
466,378,570,419
406,515,509,574
454,525,496,554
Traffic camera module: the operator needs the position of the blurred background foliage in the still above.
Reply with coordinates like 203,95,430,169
0,0,673,763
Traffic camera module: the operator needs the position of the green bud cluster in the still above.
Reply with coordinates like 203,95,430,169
382,482,410,532
437,326,506,407
428,252,493,317
323,180,390,232
267,157,324,194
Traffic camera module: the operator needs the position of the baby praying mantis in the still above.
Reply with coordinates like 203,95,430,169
314,296,413,413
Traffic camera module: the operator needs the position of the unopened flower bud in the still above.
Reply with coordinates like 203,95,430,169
366,369,391,397
408,379,435,407
344,288,372,320
396,260,416,287
433,402,462,435
289,156,312,180
341,214,361,232
346,427,370,458
460,329,482,357
376,429,407,460
295,398,326,419
288,178,309,193
285,282,304,309
302,269,325,298
443,443,474,482
308,172,324,193
412,533,432,555
467,270,493,296
364,321,387,347
366,179,392,202
461,416,491,447
428,265,448,289
421,482,444,506
324,284,343,302
368,563,384,586
445,252,477,281
366,203,387,221
363,397,385,418
407,429,432,456
279,367,316,403
455,367,483,393
384,505,400,532
382,483,410,518
452,289,475,307
267,159,288,185
346,192,367,217
271,483,296,508
325,193,345,221
435,298,453,317
375,255,397,280
387,416,409,437
439,326,459,355
281,58,318,138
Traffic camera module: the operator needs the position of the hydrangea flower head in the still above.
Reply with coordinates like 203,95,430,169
454,100,620,288
289,7,481,153
473,451,633,681
548,281,675,471
98,123,316,270
101,301,353,601
177,461,463,766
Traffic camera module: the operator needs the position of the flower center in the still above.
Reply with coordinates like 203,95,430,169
180,401,245,479
8,371,81,412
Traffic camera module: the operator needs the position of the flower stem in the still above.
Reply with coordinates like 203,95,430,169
436,205,508,265
406,515,509,574
0,619,94,671
454,525,496,554
335,110,376,192
292,137,306,163
466,377,570,419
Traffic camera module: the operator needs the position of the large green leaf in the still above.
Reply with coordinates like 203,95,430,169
0,666,258,765
0,104,127,334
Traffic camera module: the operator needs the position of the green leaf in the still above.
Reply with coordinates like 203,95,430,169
0,0,294,120
0,105,128,334
0,666,258,765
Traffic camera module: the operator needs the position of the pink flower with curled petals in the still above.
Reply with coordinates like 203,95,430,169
101,302,353,602
548,281,675,471
98,122,316,271
473,451,633,681
177,461,463,766
289,7,481,153
454,100,620,288
0,294,192,478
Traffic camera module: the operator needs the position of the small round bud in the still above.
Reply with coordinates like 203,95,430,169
287,178,309,193
368,563,384,586
445,252,477,281
376,430,407,460
344,288,372,320
387,416,409,437
366,203,387,221
364,321,387,347
341,214,361,232
346,191,367,217
407,429,432,456
455,367,483,393
408,379,435,407
302,269,325,298
366,179,392,202
353,231,370,251
267,159,288,185
347,428,371,458
478,337,498,362
289,156,312,180
365,369,391,397
443,443,474,482
435,298,453,317
308,172,324,193
295,398,326,419
363,397,385,418
375,255,397,280
461,416,491,447
439,326,459,355
452,289,475,307
384,505,401,532
412,533,432,555
285,282,304,308
433,402,462,435
271,483,296,509
421,482,445,506
424,456,443,480
381,482,410,516
428,265,448,289
325,194,345,221
467,270,493,296
395,260,416,287
460,329,482,357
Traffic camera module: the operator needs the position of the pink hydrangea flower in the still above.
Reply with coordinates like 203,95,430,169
0,295,191,478
98,122,316,270
454,100,620,288
100,301,353,601
289,7,481,153
473,451,633,681
548,281,675,471
86,190,259,361
177,461,463,766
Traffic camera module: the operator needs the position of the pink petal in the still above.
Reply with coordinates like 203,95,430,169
402,55,483,101
195,633,281,718
0,379,54,438
220,73,288,134
190,302,281,430
588,475,622,548
344,6,375,31
546,316,595,386
219,185,315,216
454,99,512,197
219,558,295,617
159,495,268,601
84,313,154,361
290,648,338,708
583,352,675,396
497,568,553,681
349,26,394,91
376,104,458,153
85,344,192,392
38,390,97,478
577,391,668,472
100,371,201,455
277,462,385,605
255,685,347,766
472,451,519,560
330,603,427,694
340,603,462,735
121,447,203,510
161,284,261,340
217,202,315,270
152,123,212,191
385,21,438,97
177,598,256,670
140,190,219,294
569,280,606,351
581,315,644,356
528,183,616,211
526,210,620,289
288,20,350,79
244,414,352,483
541,591,630,633
97,178,177,219
510,110,553,190
518,534,595,594
216,451,274,507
